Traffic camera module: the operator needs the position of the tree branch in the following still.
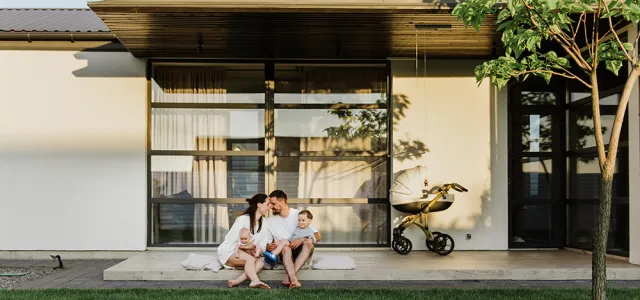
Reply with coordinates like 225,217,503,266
592,1,602,71
572,12,586,41
584,11,592,58
634,32,640,61
604,2,634,62
519,0,591,72
512,69,591,88
554,65,592,88
606,67,640,174
590,72,607,172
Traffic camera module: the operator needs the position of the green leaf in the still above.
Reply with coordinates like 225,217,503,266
557,57,570,68
497,19,514,32
580,2,595,12
623,42,634,52
605,60,623,76
497,8,511,23
548,0,559,10
507,0,516,15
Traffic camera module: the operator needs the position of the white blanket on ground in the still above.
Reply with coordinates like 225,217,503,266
180,253,356,271
180,253,231,272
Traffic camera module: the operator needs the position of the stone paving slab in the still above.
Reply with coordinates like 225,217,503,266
2,259,640,290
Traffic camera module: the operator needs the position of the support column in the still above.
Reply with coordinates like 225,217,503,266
627,27,640,265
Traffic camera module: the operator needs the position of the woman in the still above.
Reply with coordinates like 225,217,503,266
218,193,271,289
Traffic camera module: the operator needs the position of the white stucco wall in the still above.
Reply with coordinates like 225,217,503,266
0,50,147,251
390,59,509,250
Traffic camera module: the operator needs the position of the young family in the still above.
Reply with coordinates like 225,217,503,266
216,190,321,290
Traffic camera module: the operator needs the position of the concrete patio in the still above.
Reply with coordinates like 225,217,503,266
104,250,640,281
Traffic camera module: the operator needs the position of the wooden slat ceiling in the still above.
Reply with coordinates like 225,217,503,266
89,1,499,59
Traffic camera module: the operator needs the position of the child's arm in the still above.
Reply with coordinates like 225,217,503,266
234,243,241,258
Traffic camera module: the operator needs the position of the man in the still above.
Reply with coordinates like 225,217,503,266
265,190,321,289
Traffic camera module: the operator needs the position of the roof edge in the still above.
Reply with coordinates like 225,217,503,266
0,32,117,42
88,1,457,13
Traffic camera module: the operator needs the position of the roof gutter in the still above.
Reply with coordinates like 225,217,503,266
0,32,117,42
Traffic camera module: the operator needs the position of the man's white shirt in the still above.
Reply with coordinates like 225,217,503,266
266,208,318,242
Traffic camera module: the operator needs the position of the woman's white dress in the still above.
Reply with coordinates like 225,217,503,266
217,214,269,265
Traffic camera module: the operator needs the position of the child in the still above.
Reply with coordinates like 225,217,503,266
263,210,315,265
234,227,262,258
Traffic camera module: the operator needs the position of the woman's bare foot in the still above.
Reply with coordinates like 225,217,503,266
288,280,301,289
249,281,270,290
227,279,240,288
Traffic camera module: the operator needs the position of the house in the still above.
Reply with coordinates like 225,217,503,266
0,0,638,270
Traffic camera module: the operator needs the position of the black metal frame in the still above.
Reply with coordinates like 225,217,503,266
507,79,566,249
146,59,392,248
508,73,631,256
564,83,630,257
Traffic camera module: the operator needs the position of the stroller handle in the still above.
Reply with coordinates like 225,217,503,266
440,183,468,193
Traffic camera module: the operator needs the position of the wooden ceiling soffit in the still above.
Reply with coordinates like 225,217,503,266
89,1,499,59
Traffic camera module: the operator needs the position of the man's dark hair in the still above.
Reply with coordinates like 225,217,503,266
299,210,313,220
269,190,288,203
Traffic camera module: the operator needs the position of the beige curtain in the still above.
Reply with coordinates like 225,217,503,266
152,66,229,244
294,138,387,244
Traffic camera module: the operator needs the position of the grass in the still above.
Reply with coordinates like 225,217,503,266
1,289,639,300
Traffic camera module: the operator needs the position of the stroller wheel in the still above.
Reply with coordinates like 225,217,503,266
392,237,412,255
433,233,455,256
425,231,441,252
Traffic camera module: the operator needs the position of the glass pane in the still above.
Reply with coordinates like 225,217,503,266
152,65,264,103
570,92,620,105
275,156,387,198
151,156,264,198
569,153,627,199
521,114,552,152
275,64,387,104
511,204,552,244
573,113,615,149
520,91,556,105
567,204,629,254
521,157,553,199
275,109,387,152
289,203,388,245
152,108,264,151
151,203,248,244
570,91,591,102
228,156,265,198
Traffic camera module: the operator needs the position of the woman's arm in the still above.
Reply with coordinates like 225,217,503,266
222,215,247,246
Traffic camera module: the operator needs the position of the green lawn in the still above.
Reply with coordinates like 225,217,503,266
1,289,639,300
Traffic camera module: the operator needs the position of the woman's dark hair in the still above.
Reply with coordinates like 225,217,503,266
243,193,268,234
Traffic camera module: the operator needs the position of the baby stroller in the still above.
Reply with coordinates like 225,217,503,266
390,166,468,256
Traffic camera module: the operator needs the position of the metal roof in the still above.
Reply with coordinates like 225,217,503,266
0,8,109,33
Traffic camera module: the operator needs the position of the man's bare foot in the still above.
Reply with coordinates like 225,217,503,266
282,278,291,286
289,280,301,289
249,281,270,290
227,279,240,288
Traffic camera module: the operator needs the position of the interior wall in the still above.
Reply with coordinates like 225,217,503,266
0,50,147,251
390,59,509,250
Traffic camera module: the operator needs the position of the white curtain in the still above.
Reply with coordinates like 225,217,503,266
152,66,229,244
294,137,387,244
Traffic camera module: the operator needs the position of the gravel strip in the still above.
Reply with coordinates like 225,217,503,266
0,267,59,289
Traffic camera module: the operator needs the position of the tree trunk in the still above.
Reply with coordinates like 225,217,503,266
592,170,614,300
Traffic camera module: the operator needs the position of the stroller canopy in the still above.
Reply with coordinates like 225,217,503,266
390,165,428,206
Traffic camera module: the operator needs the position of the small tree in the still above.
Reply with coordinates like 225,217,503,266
452,1,639,299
